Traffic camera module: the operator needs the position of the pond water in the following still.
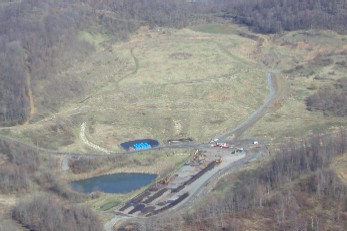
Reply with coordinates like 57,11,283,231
71,173,157,194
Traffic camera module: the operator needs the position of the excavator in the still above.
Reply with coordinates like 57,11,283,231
193,149,205,161
158,175,173,185
215,156,222,165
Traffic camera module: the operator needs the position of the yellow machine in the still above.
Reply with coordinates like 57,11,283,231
159,175,172,185
215,156,222,164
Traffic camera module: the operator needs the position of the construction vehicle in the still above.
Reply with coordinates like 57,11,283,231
210,138,234,148
215,156,222,165
168,138,193,145
211,142,233,149
159,175,173,185
210,138,219,147
220,143,233,149
193,149,205,161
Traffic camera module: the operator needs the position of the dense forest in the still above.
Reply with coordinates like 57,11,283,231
306,78,347,117
12,194,101,231
0,139,39,193
0,1,92,126
0,136,99,230
217,0,347,33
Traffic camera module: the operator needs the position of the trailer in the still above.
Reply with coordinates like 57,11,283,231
167,138,193,145
211,141,233,149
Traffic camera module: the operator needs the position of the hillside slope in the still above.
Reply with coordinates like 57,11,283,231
0,0,193,126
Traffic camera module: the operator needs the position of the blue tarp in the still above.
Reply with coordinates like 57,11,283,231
133,142,151,150
120,139,159,151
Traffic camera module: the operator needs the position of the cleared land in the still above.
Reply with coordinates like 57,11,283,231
0,25,268,153
1,25,346,154
105,148,246,230
118,150,244,217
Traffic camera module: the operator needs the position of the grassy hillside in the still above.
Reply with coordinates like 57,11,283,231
244,29,347,141
1,24,346,154
2,25,269,153
0,0,193,127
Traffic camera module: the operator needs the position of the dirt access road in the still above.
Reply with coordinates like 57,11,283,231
214,71,284,142
104,71,285,230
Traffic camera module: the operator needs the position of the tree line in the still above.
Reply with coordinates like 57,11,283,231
0,1,93,126
0,136,98,230
12,193,102,231
306,78,347,117
215,0,347,33
0,139,39,193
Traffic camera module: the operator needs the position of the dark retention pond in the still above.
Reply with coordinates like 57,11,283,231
71,173,157,194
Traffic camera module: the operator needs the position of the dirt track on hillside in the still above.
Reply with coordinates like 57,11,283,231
214,71,286,142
